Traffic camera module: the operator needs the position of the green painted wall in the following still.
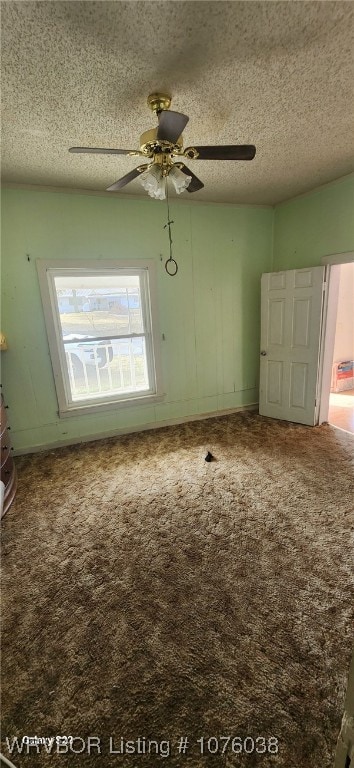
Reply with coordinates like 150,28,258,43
273,174,354,270
1,188,272,451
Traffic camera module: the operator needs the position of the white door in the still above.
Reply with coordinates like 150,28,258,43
259,267,326,425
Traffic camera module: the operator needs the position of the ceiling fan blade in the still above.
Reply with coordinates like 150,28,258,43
179,164,204,193
106,167,144,191
157,110,189,143
185,145,256,161
69,146,139,155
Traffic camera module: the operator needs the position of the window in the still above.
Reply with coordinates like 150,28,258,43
37,260,163,416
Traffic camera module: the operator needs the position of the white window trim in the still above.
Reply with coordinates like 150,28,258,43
36,259,164,417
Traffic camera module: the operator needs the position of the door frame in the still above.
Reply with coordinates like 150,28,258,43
317,251,354,425
260,267,326,425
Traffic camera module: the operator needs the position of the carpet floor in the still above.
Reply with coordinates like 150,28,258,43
1,411,354,768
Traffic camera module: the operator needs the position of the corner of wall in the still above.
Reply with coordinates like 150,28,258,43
271,174,354,272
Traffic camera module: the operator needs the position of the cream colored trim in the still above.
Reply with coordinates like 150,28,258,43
2,174,353,209
1,182,272,210
317,265,340,425
13,403,258,456
321,251,354,265
59,392,165,418
318,257,354,425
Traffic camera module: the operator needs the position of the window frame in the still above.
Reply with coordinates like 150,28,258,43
36,259,164,417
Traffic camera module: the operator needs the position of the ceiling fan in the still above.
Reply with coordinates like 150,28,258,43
69,93,256,199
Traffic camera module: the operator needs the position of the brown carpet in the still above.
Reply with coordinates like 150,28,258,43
1,411,354,768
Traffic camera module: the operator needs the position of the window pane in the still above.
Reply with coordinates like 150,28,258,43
37,260,160,414
65,336,150,401
54,274,144,339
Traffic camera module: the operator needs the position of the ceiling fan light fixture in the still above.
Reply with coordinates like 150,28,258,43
169,164,192,194
140,164,166,200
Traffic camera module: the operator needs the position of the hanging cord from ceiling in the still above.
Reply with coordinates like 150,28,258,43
163,177,178,276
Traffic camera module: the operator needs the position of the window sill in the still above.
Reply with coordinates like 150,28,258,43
58,392,165,418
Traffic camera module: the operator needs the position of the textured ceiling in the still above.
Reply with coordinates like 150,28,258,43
1,1,354,205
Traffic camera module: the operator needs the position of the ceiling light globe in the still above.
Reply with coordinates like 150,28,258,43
169,165,192,194
140,165,166,199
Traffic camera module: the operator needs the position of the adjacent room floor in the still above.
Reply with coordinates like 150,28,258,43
328,389,354,435
1,412,354,768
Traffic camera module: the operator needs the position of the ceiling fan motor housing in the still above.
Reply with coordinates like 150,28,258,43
139,127,183,158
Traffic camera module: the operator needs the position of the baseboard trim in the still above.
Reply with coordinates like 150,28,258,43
13,403,259,456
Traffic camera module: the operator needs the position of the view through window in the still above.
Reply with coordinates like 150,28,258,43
37,263,161,414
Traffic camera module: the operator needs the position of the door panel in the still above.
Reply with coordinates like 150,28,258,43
259,267,325,425
269,300,285,345
290,362,307,408
269,272,286,290
292,298,310,347
267,361,283,404
294,269,313,288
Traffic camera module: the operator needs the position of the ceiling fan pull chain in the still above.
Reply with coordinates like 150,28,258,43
164,179,178,276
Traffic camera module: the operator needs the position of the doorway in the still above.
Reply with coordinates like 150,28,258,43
319,256,354,434
258,257,353,431
328,262,354,433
